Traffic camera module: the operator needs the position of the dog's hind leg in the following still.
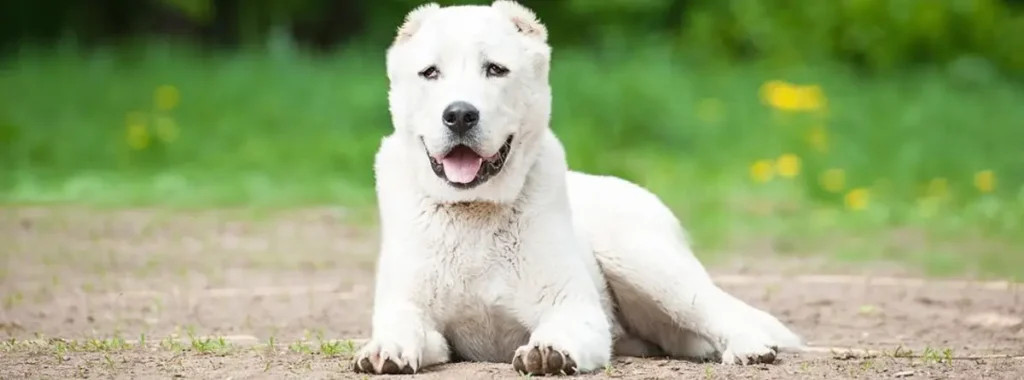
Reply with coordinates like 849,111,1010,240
595,232,803,364
602,261,719,361
569,174,803,364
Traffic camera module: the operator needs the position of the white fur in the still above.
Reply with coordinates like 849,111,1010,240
355,1,805,375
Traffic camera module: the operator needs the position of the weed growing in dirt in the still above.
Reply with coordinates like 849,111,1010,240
317,339,351,357
309,330,357,357
858,304,881,316
265,335,277,354
161,335,184,352
285,329,315,354
859,358,874,370
703,364,716,379
318,340,341,356
859,344,958,366
84,335,132,352
288,340,312,354
53,340,70,363
1,338,19,353
921,346,955,365
187,332,231,355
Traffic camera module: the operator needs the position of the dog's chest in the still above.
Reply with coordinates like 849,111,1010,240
419,202,525,280
419,202,532,362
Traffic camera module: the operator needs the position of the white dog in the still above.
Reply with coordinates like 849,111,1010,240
353,1,805,375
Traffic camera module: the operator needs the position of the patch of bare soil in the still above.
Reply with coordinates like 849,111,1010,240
1,207,1023,379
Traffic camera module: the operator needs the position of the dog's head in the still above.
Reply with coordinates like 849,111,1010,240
385,0,552,203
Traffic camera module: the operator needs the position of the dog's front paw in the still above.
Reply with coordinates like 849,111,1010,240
512,343,579,376
720,332,778,365
353,339,419,374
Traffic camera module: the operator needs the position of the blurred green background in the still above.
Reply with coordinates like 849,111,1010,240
1,0,1023,278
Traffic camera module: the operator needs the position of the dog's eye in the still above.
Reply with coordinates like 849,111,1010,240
419,66,440,80
485,63,510,78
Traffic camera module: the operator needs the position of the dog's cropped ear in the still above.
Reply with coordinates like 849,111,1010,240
394,3,440,44
491,0,548,42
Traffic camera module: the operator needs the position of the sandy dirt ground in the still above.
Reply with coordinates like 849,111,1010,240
1,207,1023,379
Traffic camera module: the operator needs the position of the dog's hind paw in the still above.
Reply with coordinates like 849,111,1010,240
720,332,779,365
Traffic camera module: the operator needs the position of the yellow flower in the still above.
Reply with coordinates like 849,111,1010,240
820,168,846,193
926,177,949,199
749,159,774,183
154,116,179,143
759,80,826,112
844,188,869,211
696,98,724,124
155,85,180,111
126,123,150,150
764,81,800,111
775,153,801,178
806,125,829,153
974,170,995,193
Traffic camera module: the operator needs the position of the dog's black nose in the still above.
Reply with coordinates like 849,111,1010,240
442,101,479,135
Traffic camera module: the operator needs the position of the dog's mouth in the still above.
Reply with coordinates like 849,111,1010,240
426,135,513,189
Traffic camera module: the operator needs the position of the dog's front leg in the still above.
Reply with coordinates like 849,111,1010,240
353,302,449,374
353,253,450,374
511,226,613,375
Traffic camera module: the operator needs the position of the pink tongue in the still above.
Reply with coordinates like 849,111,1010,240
441,148,483,184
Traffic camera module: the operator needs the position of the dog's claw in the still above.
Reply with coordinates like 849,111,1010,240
512,344,578,375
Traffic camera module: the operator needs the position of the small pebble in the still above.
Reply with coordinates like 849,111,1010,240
894,369,915,378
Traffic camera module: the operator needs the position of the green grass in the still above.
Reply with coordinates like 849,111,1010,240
2,334,359,357
1,43,1023,279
